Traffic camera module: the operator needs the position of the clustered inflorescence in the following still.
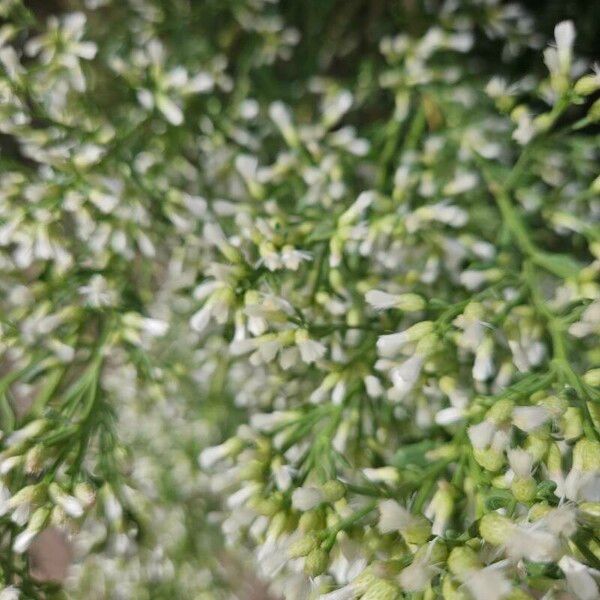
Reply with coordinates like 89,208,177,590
0,0,599,598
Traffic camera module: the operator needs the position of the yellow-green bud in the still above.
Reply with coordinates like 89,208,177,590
538,395,568,417
579,502,600,528
486,399,514,424
362,579,399,600
251,497,281,517
589,98,600,122
574,74,600,96
511,476,537,503
583,368,600,387
304,548,329,577
447,546,481,576
473,448,504,472
479,512,513,545
525,435,548,461
546,442,563,473
416,333,439,356
288,533,320,558
506,589,535,600
573,438,600,471
395,293,426,312
402,515,432,545
268,511,289,538
562,407,583,441
528,502,552,522
416,538,447,564
442,575,470,600
299,509,325,532
322,480,345,503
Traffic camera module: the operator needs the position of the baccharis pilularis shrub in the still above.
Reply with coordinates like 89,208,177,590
0,0,599,598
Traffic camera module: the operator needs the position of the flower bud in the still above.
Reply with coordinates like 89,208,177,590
473,448,504,472
403,515,432,545
362,579,399,600
442,575,470,600
479,512,513,545
578,502,600,528
299,509,325,533
304,547,329,577
486,399,514,424
583,368,600,386
447,546,481,577
511,477,537,503
288,532,320,558
562,407,583,441
588,98,600,122
322,480,345,503
573,439,600,471
574,74,600,96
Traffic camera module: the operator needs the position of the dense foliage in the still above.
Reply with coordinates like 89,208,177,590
0,0,599,598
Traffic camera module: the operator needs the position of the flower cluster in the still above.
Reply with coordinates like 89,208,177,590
0,0,599,598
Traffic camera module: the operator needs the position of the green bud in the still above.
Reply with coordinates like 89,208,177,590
304,548,329,577
447,546,481,576
288,532,320,558
479,512,513,545
322,480,345,503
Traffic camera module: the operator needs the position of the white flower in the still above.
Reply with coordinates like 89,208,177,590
507,448,534,478
463,566,512,600
558,556,600,600
390,355,424,397
377,321,434,356
512,405,551,432
472,336,494,381
554,20,576,71
292,486,324,511
49,483,84,518
296,332,326,364
377,500,412,534
505,524,561,562
468,421,496,449
0,586,20,600
13,528,38,554
366,290,402,310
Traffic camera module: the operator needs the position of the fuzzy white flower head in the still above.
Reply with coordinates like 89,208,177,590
377,500,412,534
558,556,599,600
512,405,551,432
463,566,512,600
468,421,496,449
292,486,324,511
507,448,534,478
